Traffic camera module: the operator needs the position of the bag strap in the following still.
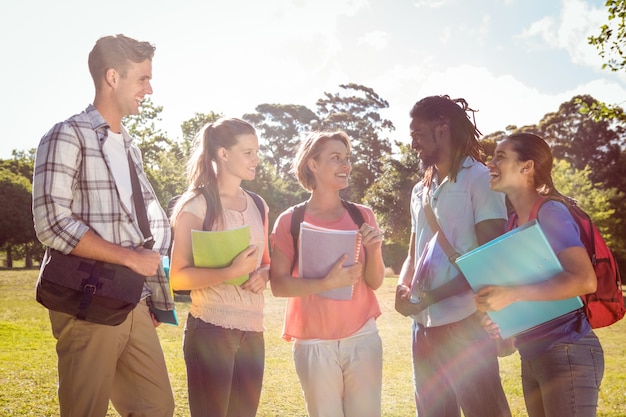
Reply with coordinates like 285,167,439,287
127,153,154,249
244,190,266,226
289,202,308,272
506,196,551,232
415,186,471,309
422,188,460,263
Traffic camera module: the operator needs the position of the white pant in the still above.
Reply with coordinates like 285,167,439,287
293,328,382,417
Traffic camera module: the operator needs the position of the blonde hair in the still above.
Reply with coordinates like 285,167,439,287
292,131,352,191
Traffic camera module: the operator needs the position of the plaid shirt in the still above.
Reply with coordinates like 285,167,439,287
33,104,175,312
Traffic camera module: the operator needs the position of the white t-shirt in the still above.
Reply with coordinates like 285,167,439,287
103,129,133,215
410,157,507,327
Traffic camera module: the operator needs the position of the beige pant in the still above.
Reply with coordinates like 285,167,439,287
293,330,383,417
49,301,175,417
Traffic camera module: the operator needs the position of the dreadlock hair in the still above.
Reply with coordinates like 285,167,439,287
409,95,484,188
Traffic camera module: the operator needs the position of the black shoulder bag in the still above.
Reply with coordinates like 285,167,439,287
36,154,153,326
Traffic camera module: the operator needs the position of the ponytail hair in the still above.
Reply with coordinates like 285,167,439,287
171,117,256,230
505,132,575,204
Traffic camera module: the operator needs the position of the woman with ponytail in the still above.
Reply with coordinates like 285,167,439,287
477,132,604,417
170,118,270,417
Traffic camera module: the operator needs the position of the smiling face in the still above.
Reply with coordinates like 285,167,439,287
487,139,530,193
113,59,153,117
410,117,445,167
220,133,260,181
308,139,351,190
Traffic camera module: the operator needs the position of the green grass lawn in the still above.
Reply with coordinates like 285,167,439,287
1,269,625,416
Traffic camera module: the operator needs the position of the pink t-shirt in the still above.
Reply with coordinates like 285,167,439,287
270,203,382,341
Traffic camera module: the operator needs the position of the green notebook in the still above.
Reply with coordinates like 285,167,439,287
191,225,251,286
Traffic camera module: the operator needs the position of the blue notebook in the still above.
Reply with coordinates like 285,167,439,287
455,220,583,339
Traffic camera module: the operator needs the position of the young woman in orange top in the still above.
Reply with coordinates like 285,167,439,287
270,131,385,417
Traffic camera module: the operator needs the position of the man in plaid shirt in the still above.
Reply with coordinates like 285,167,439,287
32,34,175,417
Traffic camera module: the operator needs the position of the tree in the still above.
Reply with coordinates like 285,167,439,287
362,142,422,272
124,102,220,207
538,95,623,187
0,149,35,181
584,1,626,122
315,84,394,202
552,160,620,243
124,98,170,169
243,104,318,181
0,168,36,268
180,111,223,155
588,0,626,72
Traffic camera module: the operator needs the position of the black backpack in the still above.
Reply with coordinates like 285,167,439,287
289,200,365,272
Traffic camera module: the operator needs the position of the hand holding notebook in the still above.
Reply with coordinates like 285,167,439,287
298,222,362,300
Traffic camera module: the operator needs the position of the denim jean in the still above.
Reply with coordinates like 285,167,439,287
411,313,512,417
521,331,604,417
183,314,265,417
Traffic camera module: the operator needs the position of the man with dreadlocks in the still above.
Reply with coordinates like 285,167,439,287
395,95,512,417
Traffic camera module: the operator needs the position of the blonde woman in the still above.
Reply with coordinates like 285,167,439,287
270,131,385,417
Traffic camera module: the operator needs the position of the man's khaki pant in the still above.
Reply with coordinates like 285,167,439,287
50,300,175,417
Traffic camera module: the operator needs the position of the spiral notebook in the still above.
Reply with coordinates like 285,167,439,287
298,222,361,300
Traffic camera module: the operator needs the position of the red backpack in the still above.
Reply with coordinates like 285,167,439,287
506,196,625,328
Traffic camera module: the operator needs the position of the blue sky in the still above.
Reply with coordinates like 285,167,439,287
1,0,624,160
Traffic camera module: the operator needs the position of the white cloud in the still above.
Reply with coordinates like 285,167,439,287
558,0,607,67
518,16,559,47
440,26,452,44
413,0,449,9
374,63,626,142
357,31,390,50
517,0,608,69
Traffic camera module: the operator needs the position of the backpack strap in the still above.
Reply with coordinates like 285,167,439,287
289,200,365,273
289,202,308,269
506,196,550,232
243,189,266,226
341,200,365,228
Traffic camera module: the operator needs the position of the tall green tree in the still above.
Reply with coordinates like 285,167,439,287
0,168,36,268
552,160,620,244
180,111,223,154
0,149,35,182
538,95,623,187
124,98,170,170
244,104,318,181
168,111,224,202
362,142,422,272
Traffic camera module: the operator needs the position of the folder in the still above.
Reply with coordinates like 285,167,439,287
148,256,178,325
298,222,361,300
409,233,441,303
191,225,251,286
455,219,583,339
